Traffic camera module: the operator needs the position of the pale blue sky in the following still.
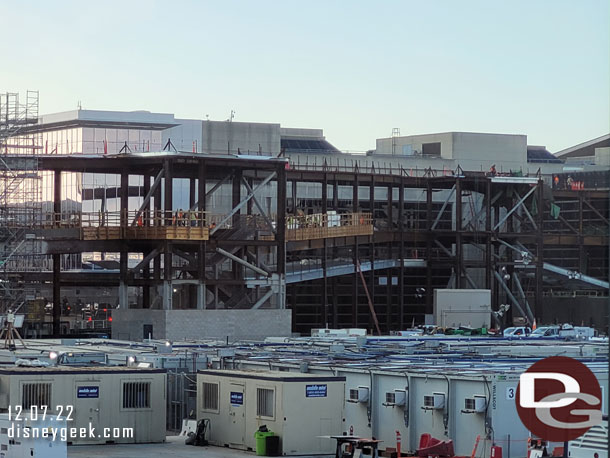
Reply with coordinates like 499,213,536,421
2,0,608,153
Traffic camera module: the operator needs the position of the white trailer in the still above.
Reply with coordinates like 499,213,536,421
197,369,345,455
0,366,166,444
234,360,608,458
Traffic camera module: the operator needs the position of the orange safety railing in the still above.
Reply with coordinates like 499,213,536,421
285,212,373,241
40,210,209,229
84,210,208,228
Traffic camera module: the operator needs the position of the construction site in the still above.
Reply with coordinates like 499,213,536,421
0,91,608,458
0,94,608,338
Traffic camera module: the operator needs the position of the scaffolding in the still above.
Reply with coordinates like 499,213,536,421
0,91,42,312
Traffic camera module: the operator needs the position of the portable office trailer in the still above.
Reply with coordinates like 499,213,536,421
339,367,606,457
234,360,609,457
0,366,166,444
197,369,346,455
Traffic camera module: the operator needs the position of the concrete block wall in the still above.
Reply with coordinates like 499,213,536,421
112,309,292,341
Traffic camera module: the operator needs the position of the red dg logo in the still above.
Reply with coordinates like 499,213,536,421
516,356,603,442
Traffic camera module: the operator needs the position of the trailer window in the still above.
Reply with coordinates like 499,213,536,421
122,381,150,409
202,382,219,412
22,383,51,409
256,388,274,418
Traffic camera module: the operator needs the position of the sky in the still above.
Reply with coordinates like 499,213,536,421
1,0,608,153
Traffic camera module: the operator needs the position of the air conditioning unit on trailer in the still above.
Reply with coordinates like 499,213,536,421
348,386,369,403
462,395,486,413
422,392,445,410
384,389,407,407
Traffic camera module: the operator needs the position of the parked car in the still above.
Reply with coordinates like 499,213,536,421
530,326,560,338
503,326,531,337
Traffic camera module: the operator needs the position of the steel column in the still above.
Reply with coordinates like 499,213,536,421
52,253,61,336
277,166,287,309
322,172,328,327
352,172,359,328
52,171,61,335
425,180,433,313
535,180,544,320
369,176,375,331
455,177,462,288
398,177,405,329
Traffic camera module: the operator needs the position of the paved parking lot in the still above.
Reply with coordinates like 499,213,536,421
68,435,257,458
68,434,334,458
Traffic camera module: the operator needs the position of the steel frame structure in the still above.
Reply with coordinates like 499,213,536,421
2,154,608,335
285,167,608,333
27,154,286,335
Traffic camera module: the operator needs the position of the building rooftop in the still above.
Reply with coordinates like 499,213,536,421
199,369,346,381
0,335,606,378
555,133,610,158
0,365,165,374
527,145,563,163
281,137,341,154
22,109,179,133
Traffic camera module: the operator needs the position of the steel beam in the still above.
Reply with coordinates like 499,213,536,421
190,172,232,211
52,253,61,336
131,168,164,226
210,172,276,236
455,178,462,288
215,247,269,277
54,170,61,227
251,288,274,310
198,161,206,213
241,176,276,234
130,247,161,274
120,172,129,227
119,248,128,310
494,270,532,325
398,176,405,329
433,240,477,289
277,166,287,309
466,190,502,231
512,189,537,230
512,272,535,323
494,184,537,231
583,198,609,225
542,263,610,289
431,185,456,230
